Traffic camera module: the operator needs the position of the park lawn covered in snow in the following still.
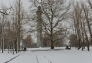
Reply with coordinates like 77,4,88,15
0,50,24,63
0,47,92,63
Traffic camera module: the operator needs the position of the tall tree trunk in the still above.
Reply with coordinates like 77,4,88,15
16,0,21,53
50,18,54,49
1,14,5,53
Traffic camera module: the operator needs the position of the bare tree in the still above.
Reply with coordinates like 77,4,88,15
14,0,24,52
71,2,90,51
33,0,71,49
87,0,92,44
0,7,9,53
81,3,90,51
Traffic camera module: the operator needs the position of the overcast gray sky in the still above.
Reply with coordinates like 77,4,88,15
0,0,87,9
0,0,31,11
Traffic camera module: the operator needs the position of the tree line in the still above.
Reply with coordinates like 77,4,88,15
0,0,92,53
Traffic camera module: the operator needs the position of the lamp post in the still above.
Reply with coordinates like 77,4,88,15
36,6,43,47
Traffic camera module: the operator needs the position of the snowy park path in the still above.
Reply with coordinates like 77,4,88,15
4,54,20,63
1,48,92,63
0,51,24,63
8,50,51,63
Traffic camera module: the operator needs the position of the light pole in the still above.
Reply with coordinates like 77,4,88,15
36,6,43,47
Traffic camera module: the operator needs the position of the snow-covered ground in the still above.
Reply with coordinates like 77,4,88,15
0,47,92,63
0,50,24,63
